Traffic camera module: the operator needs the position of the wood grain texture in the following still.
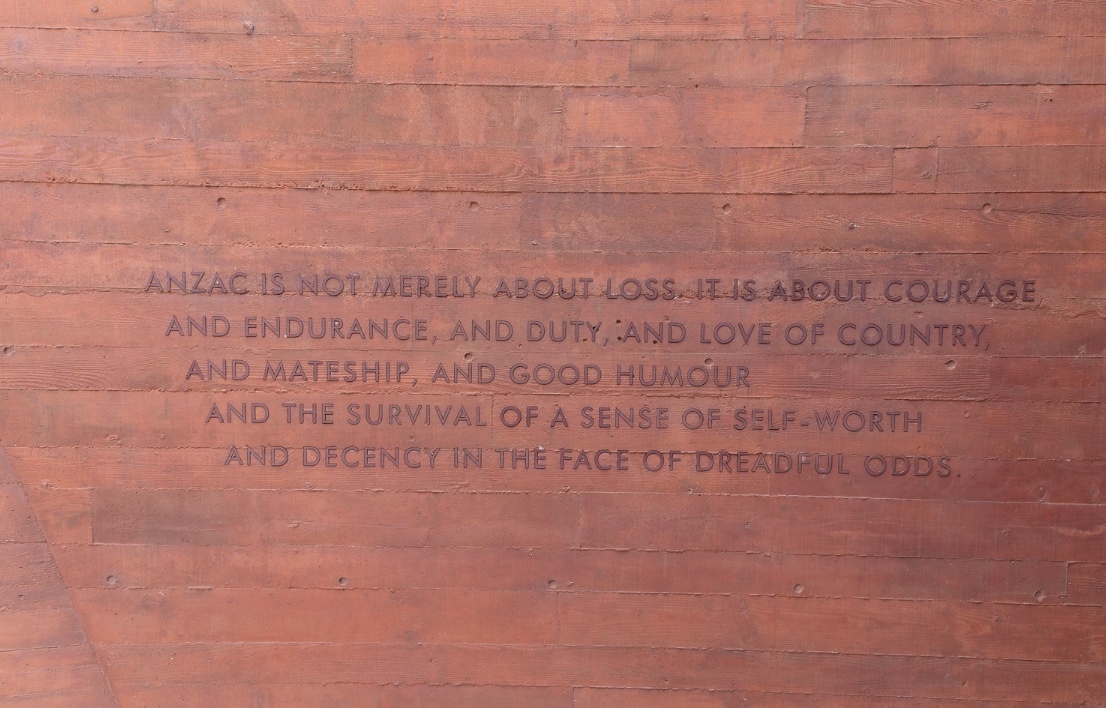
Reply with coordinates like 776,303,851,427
1067,563,1106,605
573,687,1056,707
0,137,893,193
0,1,153,31
804,0,1106,39
807,85,1106,147
93,643,1106,701
5,240,1099,295
0,75,567,147
90,488,578,547
557,593,1106,660
354,38,631,86
562,87,806,147
577,493,1106,561
73,588,559,644
48,543,1068,602
5,182,1106,253
114,683,575,707
0,27,352,80
149,0,803,39
934,146,1106,193
629,37,1106,86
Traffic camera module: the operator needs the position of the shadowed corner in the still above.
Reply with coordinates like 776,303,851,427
0,445,117,707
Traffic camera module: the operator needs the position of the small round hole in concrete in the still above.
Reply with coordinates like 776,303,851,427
982,203,993,213
216,197,227,208
1034,591,1045,601
338,577,349,587
105,575,118,586
704,357,713,366
468,201,479,211
547,579,557,589
463,352,473,361
721,203,732,214
945,359,956,369
793,584,804,594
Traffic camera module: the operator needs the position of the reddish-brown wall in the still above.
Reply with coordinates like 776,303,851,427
1,2,1104,705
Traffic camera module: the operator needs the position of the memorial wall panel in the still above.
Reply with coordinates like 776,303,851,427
0,1,1104,705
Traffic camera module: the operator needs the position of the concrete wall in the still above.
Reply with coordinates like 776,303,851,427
1,2,1104,704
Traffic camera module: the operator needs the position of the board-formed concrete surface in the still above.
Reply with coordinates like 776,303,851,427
0,2,1104,705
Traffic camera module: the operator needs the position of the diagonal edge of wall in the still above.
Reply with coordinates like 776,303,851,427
0,446,117,707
